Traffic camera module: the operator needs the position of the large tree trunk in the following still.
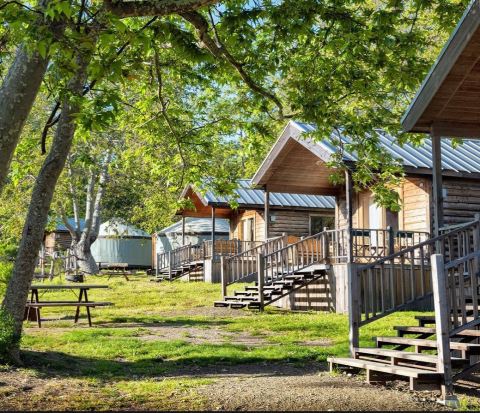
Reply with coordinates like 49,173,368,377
0,10,65,192
73,238,99,275
1,52,90,361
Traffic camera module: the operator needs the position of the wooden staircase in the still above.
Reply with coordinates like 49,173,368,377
214,231,331,310
153,244,204,282
329,219,480,402
155,261,204,282
214,265,328,309
329,314,480,391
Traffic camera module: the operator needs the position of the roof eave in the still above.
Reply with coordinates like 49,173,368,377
401,0,480,133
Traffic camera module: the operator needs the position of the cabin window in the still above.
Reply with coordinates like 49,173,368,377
310,215,335,235
242,218,255,241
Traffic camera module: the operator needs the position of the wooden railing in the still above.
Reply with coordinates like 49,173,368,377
155,244,203,278
348,218,480,355
203,239,263,258
219,235,288,296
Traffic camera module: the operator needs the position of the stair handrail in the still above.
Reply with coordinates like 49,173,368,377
155,243,203,278
219,234,288,297
259,230,330,288
348,218,480,356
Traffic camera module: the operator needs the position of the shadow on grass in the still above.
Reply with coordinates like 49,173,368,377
98,317,235,328
21,349,327,380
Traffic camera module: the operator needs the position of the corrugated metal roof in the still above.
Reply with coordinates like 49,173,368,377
203,179,335,209
55,218,86,232
158,217,230,235
291,121,480,174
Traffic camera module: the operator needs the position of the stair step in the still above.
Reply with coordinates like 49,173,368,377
224,296,256,302
376,336,480,353
354,347,467,368
328,357,442,380
395,326,436,335
395,326,480,338
213,300,248,309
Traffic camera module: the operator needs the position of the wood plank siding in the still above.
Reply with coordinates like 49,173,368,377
442,178,480,225
230,208,334,242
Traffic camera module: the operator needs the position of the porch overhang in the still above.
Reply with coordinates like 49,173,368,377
401,0,480,138
251,124,340,196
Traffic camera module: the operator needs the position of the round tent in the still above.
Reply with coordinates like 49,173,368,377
91,219,152,269
154,217,229,256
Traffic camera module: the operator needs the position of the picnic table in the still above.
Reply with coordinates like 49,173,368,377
99,262,132,281
25,284,112,327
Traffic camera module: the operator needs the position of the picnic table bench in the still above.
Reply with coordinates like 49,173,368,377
99,262,132,281
25,284,112,327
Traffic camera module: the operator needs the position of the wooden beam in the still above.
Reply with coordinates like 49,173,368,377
345,169,353,262
211,206,216,249
429,121,480,139
430,254,457,406
431,130,444,236
181,216,186,246
264,186,270,240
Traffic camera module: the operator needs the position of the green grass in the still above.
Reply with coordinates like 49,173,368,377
2,274,435,409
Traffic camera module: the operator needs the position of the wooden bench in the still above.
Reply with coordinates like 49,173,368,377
25,301,112,327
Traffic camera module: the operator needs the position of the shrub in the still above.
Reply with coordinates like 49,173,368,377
0,261,13,299
0,308,16,362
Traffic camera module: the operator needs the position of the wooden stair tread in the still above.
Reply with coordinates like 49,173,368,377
395,326,436,334
377,336,480,351
328,357,442,379
354,347,466,366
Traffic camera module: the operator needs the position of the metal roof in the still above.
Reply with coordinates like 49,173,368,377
203,179,335,209
401,0,480,132
158,217,230,235
291,121,480,174
55,218,86,232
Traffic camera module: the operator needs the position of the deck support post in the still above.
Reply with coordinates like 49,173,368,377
345,170,354,263
348,262,360,357
264,186,270,241
431,128,444,239
168,251,172,280
431,254,458,407
220,255,227,299
257,253,265,311
181,215,186,246
211,206,216,259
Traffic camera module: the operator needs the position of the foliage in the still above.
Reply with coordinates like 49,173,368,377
0,307,16,361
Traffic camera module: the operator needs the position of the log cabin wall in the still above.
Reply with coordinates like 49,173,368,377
441,177,480,226
398,177,431,233
335,176,431,233
230,208,334,242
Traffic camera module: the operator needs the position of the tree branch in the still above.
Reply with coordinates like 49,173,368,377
104,0,219,18
180,10,286,119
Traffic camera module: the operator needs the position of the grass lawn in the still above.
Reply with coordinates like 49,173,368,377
2,273,477,410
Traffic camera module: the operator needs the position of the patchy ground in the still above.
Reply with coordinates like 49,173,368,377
1,276,479,410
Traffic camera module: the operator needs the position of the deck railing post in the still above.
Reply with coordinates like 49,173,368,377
220,256,227,299
155,253,159,278
347,262,360,357
168,251,172,280
387,226,395,256
257,253,265,311
431,254,457,406
322,226,329,263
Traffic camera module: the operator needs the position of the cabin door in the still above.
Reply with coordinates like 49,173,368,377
242,218,254,242
368,194,383,247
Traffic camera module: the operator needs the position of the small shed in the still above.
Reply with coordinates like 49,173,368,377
44,218,85,253
91,220,152,269
153,217,229,256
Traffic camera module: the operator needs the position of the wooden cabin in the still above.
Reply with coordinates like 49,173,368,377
178,179,335,243
176,179,335,282
43,218,85,253
253,120,480,237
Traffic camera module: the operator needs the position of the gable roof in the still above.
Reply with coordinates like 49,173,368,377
182,178,335,210
401,0,480,135
55,218,86,232
253,121,480,187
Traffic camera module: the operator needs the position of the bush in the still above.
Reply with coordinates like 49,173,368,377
0,261,13,299
0,308,16,362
